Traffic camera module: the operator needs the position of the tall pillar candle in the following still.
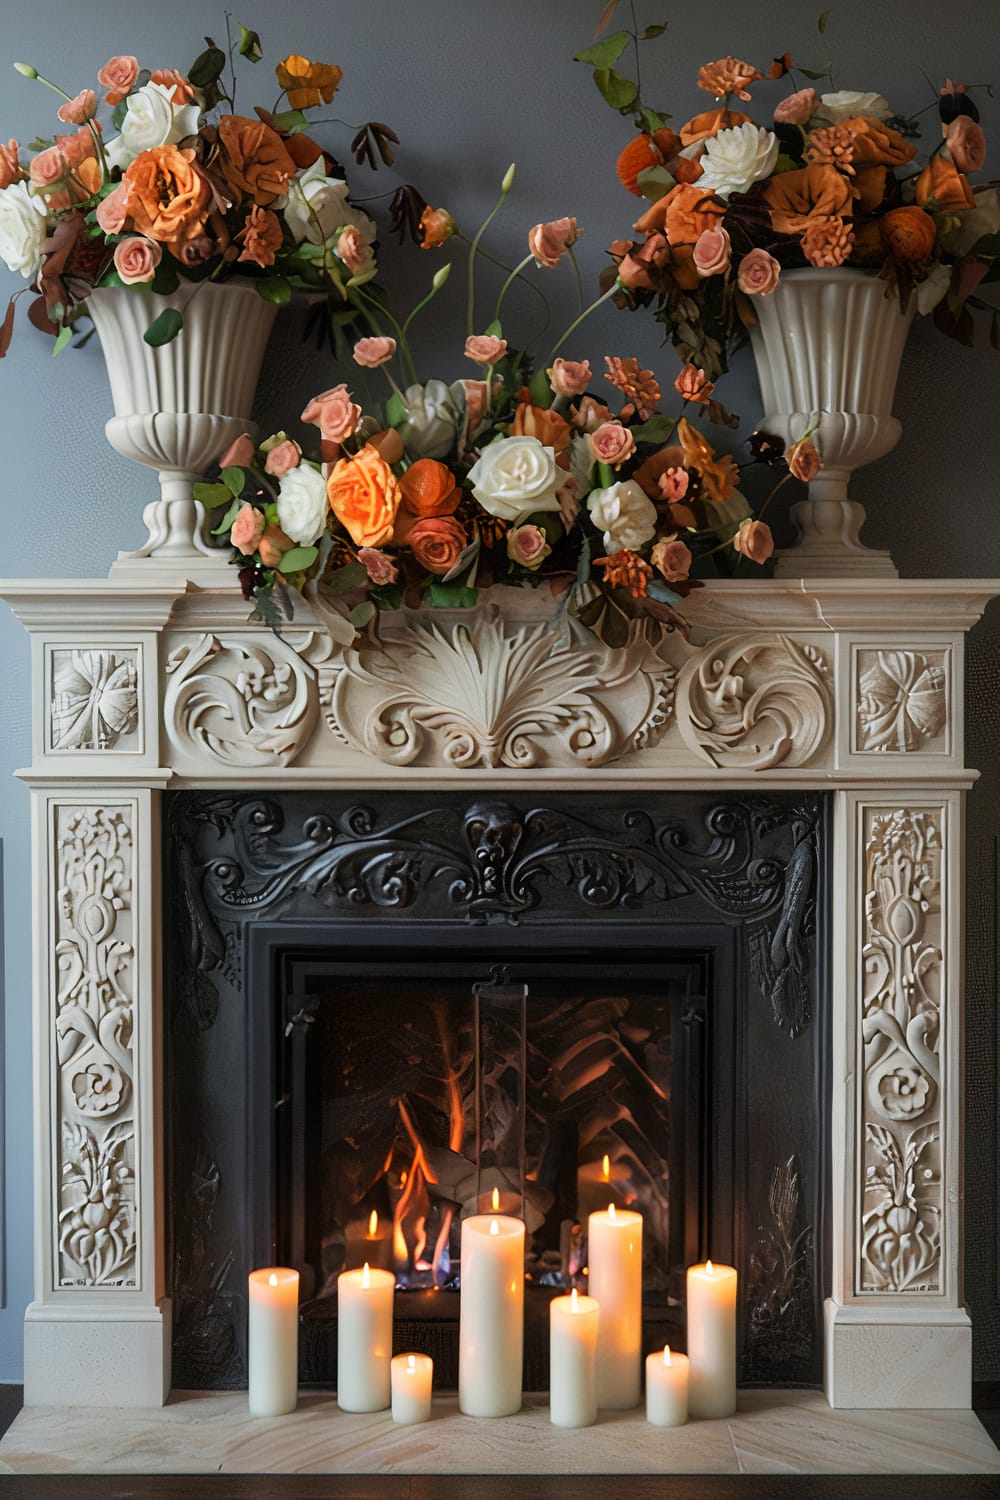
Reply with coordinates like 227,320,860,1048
248,1267,299,1416
587,1205,643,1409
686,1260,738,1418
458,1212,525,1416
646,1345,690,1427
337,1262,395,1412
549,1288,599,1428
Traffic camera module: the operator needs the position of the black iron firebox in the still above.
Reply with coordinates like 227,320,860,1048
164,790,830,1392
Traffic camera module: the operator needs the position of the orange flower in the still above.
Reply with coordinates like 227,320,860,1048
662,183,727,246
216,115,297,206
805,123,858,175
677,417,738,503
510,396,572,453
679,108,750,147
121,146,210,248
604,356,661,422
697,57,761,102
763,164,855,234
408,515,467,575
594,549,653,597
236,206,283,268
419,205,457,248
880,205,936,263
0,139,22,189
326,444,401,548
275,54,343,111
801,215,855,267
150,68,196,104
915,155,975,212
840,117,917,169
616,128,680,195
853,165,888,213
399,458,462,517
674,364,714,403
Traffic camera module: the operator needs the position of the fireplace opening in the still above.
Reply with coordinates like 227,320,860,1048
165,790,829,1393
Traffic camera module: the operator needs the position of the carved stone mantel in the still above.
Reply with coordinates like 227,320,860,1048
2,571,997,1411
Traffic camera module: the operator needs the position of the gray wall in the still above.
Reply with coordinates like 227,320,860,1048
1,0,998,1382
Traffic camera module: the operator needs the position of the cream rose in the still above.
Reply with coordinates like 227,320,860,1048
399,379,459,460
587,480,658,554
0,179,49,279
467,435,563,522
814,90,891,124
105,81,201,170
275,462,328,545
696,122,779,200
507,524,552,570
284,156,377,249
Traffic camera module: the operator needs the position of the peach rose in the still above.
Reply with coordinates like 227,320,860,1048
589,421,636,468
547,358,592,397
236,206,282,268
675,363,714,403
915,155,975,212
264,439,302,477
507,524,551,570
113,234,161,284
465,334,508,364
57,90,97,126
693,224,731,276
95,182,129,234
787,437,821,483
510,398,572,454
338,226,368,273
528,216,581,268
219,434,256,468
617,231,671,291
301,385,362,444
150,69,196,105
0,140,22,190
679,109,750,147
230,504,266,555
658,467,690,501
353,336,397,368
880,206,936,263
651,536,693,582
97,55,138,107
737,247,781,295
763,164,855,235
946,115,986,175
29,146,65,190
732,518,775,563
258,523,295,568
399,458,462,517
408,515,467,574
55,127,98,172
774,89,817,126
216,115,297,206
326,443,402,547
121,145,210,248
358,546,398,585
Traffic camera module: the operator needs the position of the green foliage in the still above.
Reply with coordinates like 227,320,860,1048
270,109,309,134
642,23,668,40
630,413,676,444
194,481,234,508
188,44,227,88
818,8,831,33
640,106,671,132
278,545,319,574
386,392,407,428
348,600,376,628
151,261,180,295
210,497,241,534
51,326,73,357
222,466,248,496
235,20,263,62
636,164,675,201
527,366,554,408
593,67,638,112
426,583,479,608
325,561,368,594
143,308,184,347
256,276,292,305
574,31,630,69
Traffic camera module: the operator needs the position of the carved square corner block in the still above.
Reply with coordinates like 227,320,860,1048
852,646,951,758
46,644,143,755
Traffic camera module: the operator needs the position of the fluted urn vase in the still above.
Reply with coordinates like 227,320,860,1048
88,280,279,581
748,268,916,578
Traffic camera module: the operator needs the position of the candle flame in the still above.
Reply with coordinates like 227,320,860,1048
601,1154,610,1182
400,1169,408,1186
489,1218,500,1236
608,1202,616,1221
368,1209,378,1237
407,1355,416,1373
268,1272,278,1288
362,1261,371,1288
571,1287,579,1311
663,1345,672,1368
706,1259,715,1276
491,1187,500,1211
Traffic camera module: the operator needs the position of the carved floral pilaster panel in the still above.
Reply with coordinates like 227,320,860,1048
49,648,140,752
859,806,943,1294
52,804,137,1288
855,650,949,755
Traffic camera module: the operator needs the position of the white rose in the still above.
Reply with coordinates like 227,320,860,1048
814,90,891,125
697,122,780,200
467,435,563,523
275,463,328,545
284,157,377,249
0,180,49,280
399,379,459,460
588,480,657,554
105,81,201,170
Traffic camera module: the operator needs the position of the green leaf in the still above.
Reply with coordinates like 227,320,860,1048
774,153,800,174
270,108,309,135
188,45,227,89
593,67,639,112
349,600,376,629
818,8,831,33
111,99,128,130
221,466,247,496
386,392,407,428
426,583,479,608
151,261,180,295
256,276,292,305
143,308,184,347
636,164,675,201
629,413,676,444
528,366,554,408
278,545,319,575
325,560,368,594
211,497,241,535
484,318,503,338
372,583,403,610
52,325,73,357
640,106,671,132
235,20,263,62
574,30,630,69
194,481,235,507
798,65,830,80
642,23,668,39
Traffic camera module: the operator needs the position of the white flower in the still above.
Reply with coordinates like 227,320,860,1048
814,90,892,125
276,463,328,545
399,379,459,460
697,122,779,200
105,81,201,170
283,157,377,249
587,480,657,554
467,435,564,522
0,179,49,280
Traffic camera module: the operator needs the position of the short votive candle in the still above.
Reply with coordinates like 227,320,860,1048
645,1344,689,1427
391,1352,433,1424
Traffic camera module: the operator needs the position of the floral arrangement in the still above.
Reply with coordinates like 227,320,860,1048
577,6,999,377
0,22,408,350
200,171,806,639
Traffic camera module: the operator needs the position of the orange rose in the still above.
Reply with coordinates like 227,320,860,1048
216,115,297,206
915,155,975,212
408,515,468,575
121,146,210,248
275,55,343,111
236,206,283,267
853,165,888,213
510,397,572,453
880,205,936,263
399,458,462,517
763,164,855,235
663,183,726,246
679,109,750,147
840,116,917,169
326,444,401,547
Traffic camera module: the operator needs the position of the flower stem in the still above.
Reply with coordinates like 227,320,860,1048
548,279,622,359
402,267,451,338
467,168,515,335
492,253,533,327
352,287,418,386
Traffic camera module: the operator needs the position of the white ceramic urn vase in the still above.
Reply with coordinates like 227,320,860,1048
748,268,915,578
87,279,279,582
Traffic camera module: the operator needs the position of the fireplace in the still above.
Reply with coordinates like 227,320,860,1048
1,574,993,1411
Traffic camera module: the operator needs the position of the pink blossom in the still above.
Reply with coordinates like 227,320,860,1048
219,434,256,469
264,439,302,477
96,182,130,234
352,336,397,368
464,334,508,365
651,536,693,582
589,421,636,469
737,247,781,296
337,227,368,272
732,518,774,563
29,146,65,188
528,216,582,268
507,524,551,570
693,225,731,278
301,385,362,444
96,55,138,106
113,235,161,285
786,438,821,483
659,467,690,501
230,504,265,555
358,546,399,584
0,140,21,191
547,357,592,397
773,88,818,126
55,128,98,170
57,90,98,126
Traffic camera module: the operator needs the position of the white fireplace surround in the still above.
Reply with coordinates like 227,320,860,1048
2,570,997,1414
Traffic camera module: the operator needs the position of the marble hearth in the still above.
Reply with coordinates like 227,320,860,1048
2,572,997,1414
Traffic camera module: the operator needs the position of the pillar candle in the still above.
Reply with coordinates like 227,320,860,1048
248,1267,299,1417
337,1262,395,1412
576,1153,628,1221
686,1260,738,1418
391,1352,433,1424
458,1212,525,1417
344,1209,394,1271
645,1344,690,1427
587,1204,643,1409
549,1288,599,1428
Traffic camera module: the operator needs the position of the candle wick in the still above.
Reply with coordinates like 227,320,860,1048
608,1202,616,1221
663,1345,672,1368
706,1259,714,1277
268,1272,278,1288
571,1287,579,1311
407,1355,416,1372
362,1261,371,1288
489,1218,500,1236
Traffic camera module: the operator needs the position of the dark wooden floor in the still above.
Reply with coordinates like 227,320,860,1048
1,1385,999,1498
